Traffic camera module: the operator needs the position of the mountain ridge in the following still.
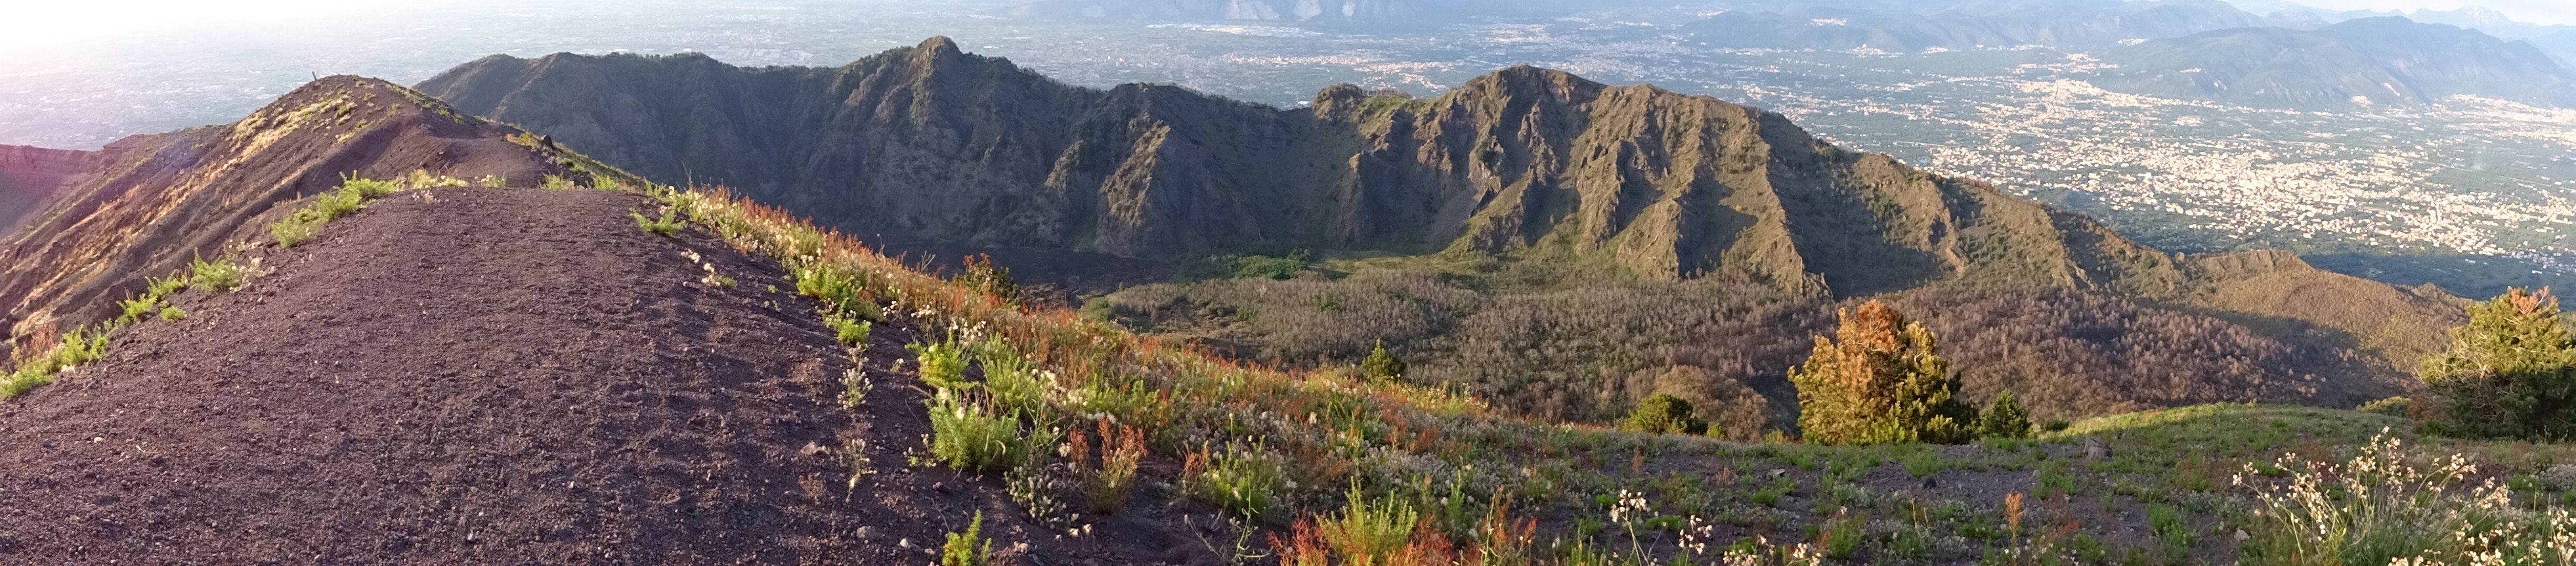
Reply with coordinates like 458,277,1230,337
2095,16,2576,108
0,76,591,351
418,37,2212,299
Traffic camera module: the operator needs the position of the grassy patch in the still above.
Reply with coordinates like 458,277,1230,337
631,206,684,236
271,177,411,248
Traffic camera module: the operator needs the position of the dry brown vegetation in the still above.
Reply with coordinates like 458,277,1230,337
1098,263,2409,434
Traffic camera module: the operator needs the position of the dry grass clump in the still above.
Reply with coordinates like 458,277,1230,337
2241,429,2576,566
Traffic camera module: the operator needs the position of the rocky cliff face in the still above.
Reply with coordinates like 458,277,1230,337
0,77,581,346
418,37,2196,298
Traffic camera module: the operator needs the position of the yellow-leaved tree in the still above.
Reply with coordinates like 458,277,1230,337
1789,299,1978,444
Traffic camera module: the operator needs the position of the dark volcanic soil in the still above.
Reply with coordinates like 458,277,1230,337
0,187,1219,564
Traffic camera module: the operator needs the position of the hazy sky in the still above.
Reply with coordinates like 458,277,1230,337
2262,1,2575,25
7,0,2574,44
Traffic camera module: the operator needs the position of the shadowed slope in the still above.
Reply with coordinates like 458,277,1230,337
0,145,97,235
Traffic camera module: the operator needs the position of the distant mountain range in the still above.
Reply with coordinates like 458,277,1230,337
2095,16,2576,108
992,0,1667,22
1682,0,2279,51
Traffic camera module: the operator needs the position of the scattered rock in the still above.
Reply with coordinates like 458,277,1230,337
2541,464,2576,492
1921,476,1939,489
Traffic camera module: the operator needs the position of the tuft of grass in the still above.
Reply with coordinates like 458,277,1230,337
925,388,1018,473
540,174,578,191
1071,419,1146,515
631,207,684,236
940,511,994,566
1903,450,1947,478
117,297,158,323
910,340,971,391
839,368,868,409
158,306,188,321
272,177,402,248
192,254,245,291
1184,442,1286,520
2,326,112,399
824,311,871,347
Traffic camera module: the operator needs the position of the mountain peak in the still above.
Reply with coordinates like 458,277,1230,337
915,36,964,59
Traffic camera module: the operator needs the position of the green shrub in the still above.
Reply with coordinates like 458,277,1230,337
1789,299,1978,444
953,255,1018,304
630,208,684,236
540,175,578,191
823,311,871,347
2,326,112,399
344,178,400,198
940,511,993,566
1235,253,1310,280
271,214,324,247
1185,442,1286,520
1902,450,1945,478
926,389,1018,473
1359,339,1407,384
272,178,392,248
977,351,1051,420
158,306,187,321
839,368,869,409
911,340,972,391
796,264,872,314
1071,419,1145,515
310,185,366,218
145,274,188,299
1314,483,1421,563
1979,389,2033,439
117,297,157,323
1622,393,1708,436
2355,396,2412,418
2145,502,2189,550
2419,288,2576,440
192,254,245,291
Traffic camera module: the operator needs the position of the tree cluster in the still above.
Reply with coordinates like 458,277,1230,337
2419,288,2576,440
